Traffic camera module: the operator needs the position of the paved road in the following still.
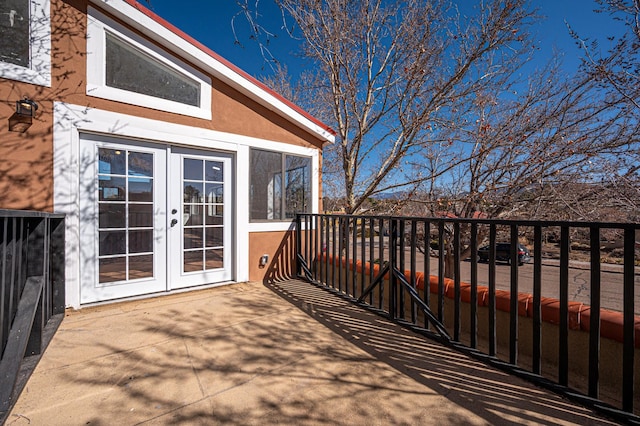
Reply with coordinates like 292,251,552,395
330,239,640,313
455,259,639,313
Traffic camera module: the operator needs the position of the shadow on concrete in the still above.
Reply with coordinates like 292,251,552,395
263,278,619,426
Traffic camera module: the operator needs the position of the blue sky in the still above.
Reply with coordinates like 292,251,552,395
144,1,620,82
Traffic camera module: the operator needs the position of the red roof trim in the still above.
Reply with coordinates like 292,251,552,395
120,0,336,138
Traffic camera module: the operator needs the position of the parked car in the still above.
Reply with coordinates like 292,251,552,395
477,242,530,266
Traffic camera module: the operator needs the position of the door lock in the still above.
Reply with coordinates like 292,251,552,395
171,209,178,214
170,219,178,227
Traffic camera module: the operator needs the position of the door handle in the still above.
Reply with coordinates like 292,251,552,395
170,219,178,227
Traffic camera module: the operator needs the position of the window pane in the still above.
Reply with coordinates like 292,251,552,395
184,250,203,272
184,182,203,203
99,257,127,283
129,229,153,253
205,161,223,182
129,203,153,227
129,177,153,202
128,152,153,177
285,155,311,218
184,227,203,249
205,227,223,248
205,205,223,225
184,205,203,226
99,148,126,175
205,183,223,203
99,176,126,201
184,158,203,180
250,150,282,220
129,255,153,279
99,231,126,256
105,32,200,107
99,203,125,228
205,249,223,270
0,0,30,67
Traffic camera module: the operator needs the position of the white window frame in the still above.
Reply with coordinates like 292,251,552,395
86,6,212,120
0,0,51,86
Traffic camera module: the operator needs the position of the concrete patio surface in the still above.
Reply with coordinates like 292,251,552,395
5,279,620,425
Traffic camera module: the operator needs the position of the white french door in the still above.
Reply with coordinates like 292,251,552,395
168,148,232,289
79,135,232,304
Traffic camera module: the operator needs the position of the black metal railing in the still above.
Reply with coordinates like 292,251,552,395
0,210,65,417
295,213,640,424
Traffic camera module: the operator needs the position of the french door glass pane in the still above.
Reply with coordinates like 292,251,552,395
205,161,223,182
99,149,126,174
129,255,153,279
128,152,153,176
184,250,203,272
129,230,153,253
184,182,203,203
129,204,153,227
205,249,223,269
184,228,203,250
184,158,203,180
99,257,127,283
99,203,125,228
205,205,223,225
99,176,125,201
99,231,126,256
205,227,223,247
205,183,223,203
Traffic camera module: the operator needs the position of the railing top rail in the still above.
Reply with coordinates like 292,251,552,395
299,213,640,230
0,209,65,219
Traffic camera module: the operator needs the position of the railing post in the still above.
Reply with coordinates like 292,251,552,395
453,222,461,342
295,214,302,278
410,219,418,324
398,219,406,320
588,225,601,398
437,221,445,324
509,224,519,365
533,225,542,375
559,226,570,386
623,226,635,412
423,220,431,330
389,218,398,320
470,222,478,349
26,218,48,357
488,224,497,357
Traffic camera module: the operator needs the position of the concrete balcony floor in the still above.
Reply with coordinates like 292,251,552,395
7,280,618,425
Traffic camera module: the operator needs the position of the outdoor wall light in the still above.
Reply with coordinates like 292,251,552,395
8,98,38,133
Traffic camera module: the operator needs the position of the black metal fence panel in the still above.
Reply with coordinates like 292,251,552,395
296,213,640,424
0,210,65,416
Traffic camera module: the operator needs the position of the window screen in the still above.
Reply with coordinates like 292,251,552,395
250,149,311,221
